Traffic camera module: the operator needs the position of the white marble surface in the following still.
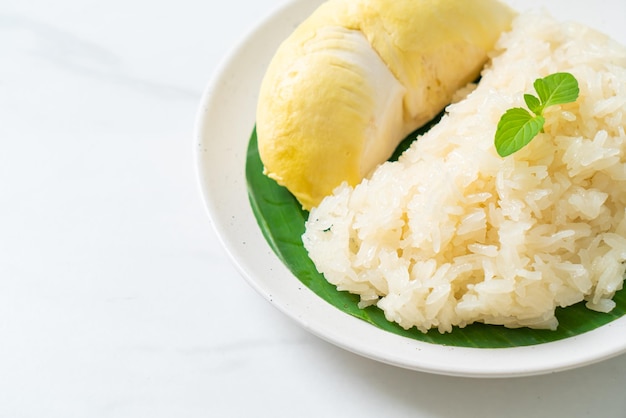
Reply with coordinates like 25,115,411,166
2,0,626,416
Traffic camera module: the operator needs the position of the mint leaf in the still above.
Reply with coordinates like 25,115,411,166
524,94,542,115
494,72,579,157
495,108,545,157
533,72,579,109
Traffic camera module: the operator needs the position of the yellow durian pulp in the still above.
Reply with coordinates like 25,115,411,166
256,0,516,210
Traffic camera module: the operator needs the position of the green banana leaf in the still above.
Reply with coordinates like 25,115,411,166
246,125,626,348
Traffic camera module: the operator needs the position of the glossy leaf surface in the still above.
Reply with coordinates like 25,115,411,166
246,127,626,348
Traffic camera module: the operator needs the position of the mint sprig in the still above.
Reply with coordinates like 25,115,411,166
494,72,579,157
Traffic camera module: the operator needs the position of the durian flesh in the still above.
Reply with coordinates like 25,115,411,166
256,0,515,210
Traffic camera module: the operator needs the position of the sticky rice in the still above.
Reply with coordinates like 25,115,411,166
302,12,626,333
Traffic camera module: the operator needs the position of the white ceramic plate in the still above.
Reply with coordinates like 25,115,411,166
195,0,626,377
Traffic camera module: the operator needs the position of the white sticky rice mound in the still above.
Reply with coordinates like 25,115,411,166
302,12,626,334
